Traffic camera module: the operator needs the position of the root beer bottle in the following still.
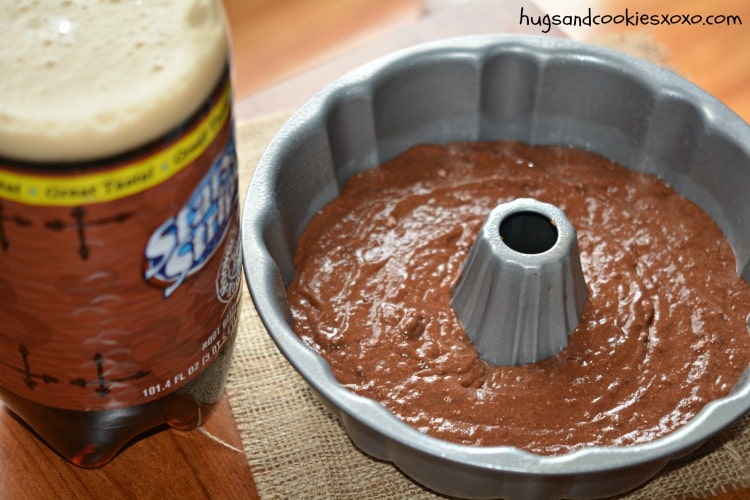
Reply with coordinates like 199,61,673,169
0,0,242,467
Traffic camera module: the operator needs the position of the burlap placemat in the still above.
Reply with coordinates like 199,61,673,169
225,38,750,499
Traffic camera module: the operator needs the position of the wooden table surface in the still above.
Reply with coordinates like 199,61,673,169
603,0,750,123
2,0,748,498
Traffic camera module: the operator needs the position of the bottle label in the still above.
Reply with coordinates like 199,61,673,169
144,140,237,299
0,69,242,410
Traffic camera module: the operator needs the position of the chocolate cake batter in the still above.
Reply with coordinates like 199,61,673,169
287,141,750,454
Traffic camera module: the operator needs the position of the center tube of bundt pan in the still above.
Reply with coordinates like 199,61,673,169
450,198,588,366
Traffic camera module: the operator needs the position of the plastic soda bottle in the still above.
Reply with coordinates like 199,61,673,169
0,0,242,467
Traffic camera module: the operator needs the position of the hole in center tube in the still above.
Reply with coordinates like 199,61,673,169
499,211,558,255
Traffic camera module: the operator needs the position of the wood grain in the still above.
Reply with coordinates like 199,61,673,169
233,0,567,118
222,0,423,100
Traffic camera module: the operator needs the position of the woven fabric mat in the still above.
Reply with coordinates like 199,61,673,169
225,38,750,499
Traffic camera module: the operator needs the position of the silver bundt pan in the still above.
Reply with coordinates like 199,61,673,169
241,35,750,499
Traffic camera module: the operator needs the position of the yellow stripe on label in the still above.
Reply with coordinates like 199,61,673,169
0,84,231,207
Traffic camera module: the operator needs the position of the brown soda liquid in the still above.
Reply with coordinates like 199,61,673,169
0,63,242,467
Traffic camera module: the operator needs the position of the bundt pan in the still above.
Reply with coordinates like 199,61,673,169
241,35,750,499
